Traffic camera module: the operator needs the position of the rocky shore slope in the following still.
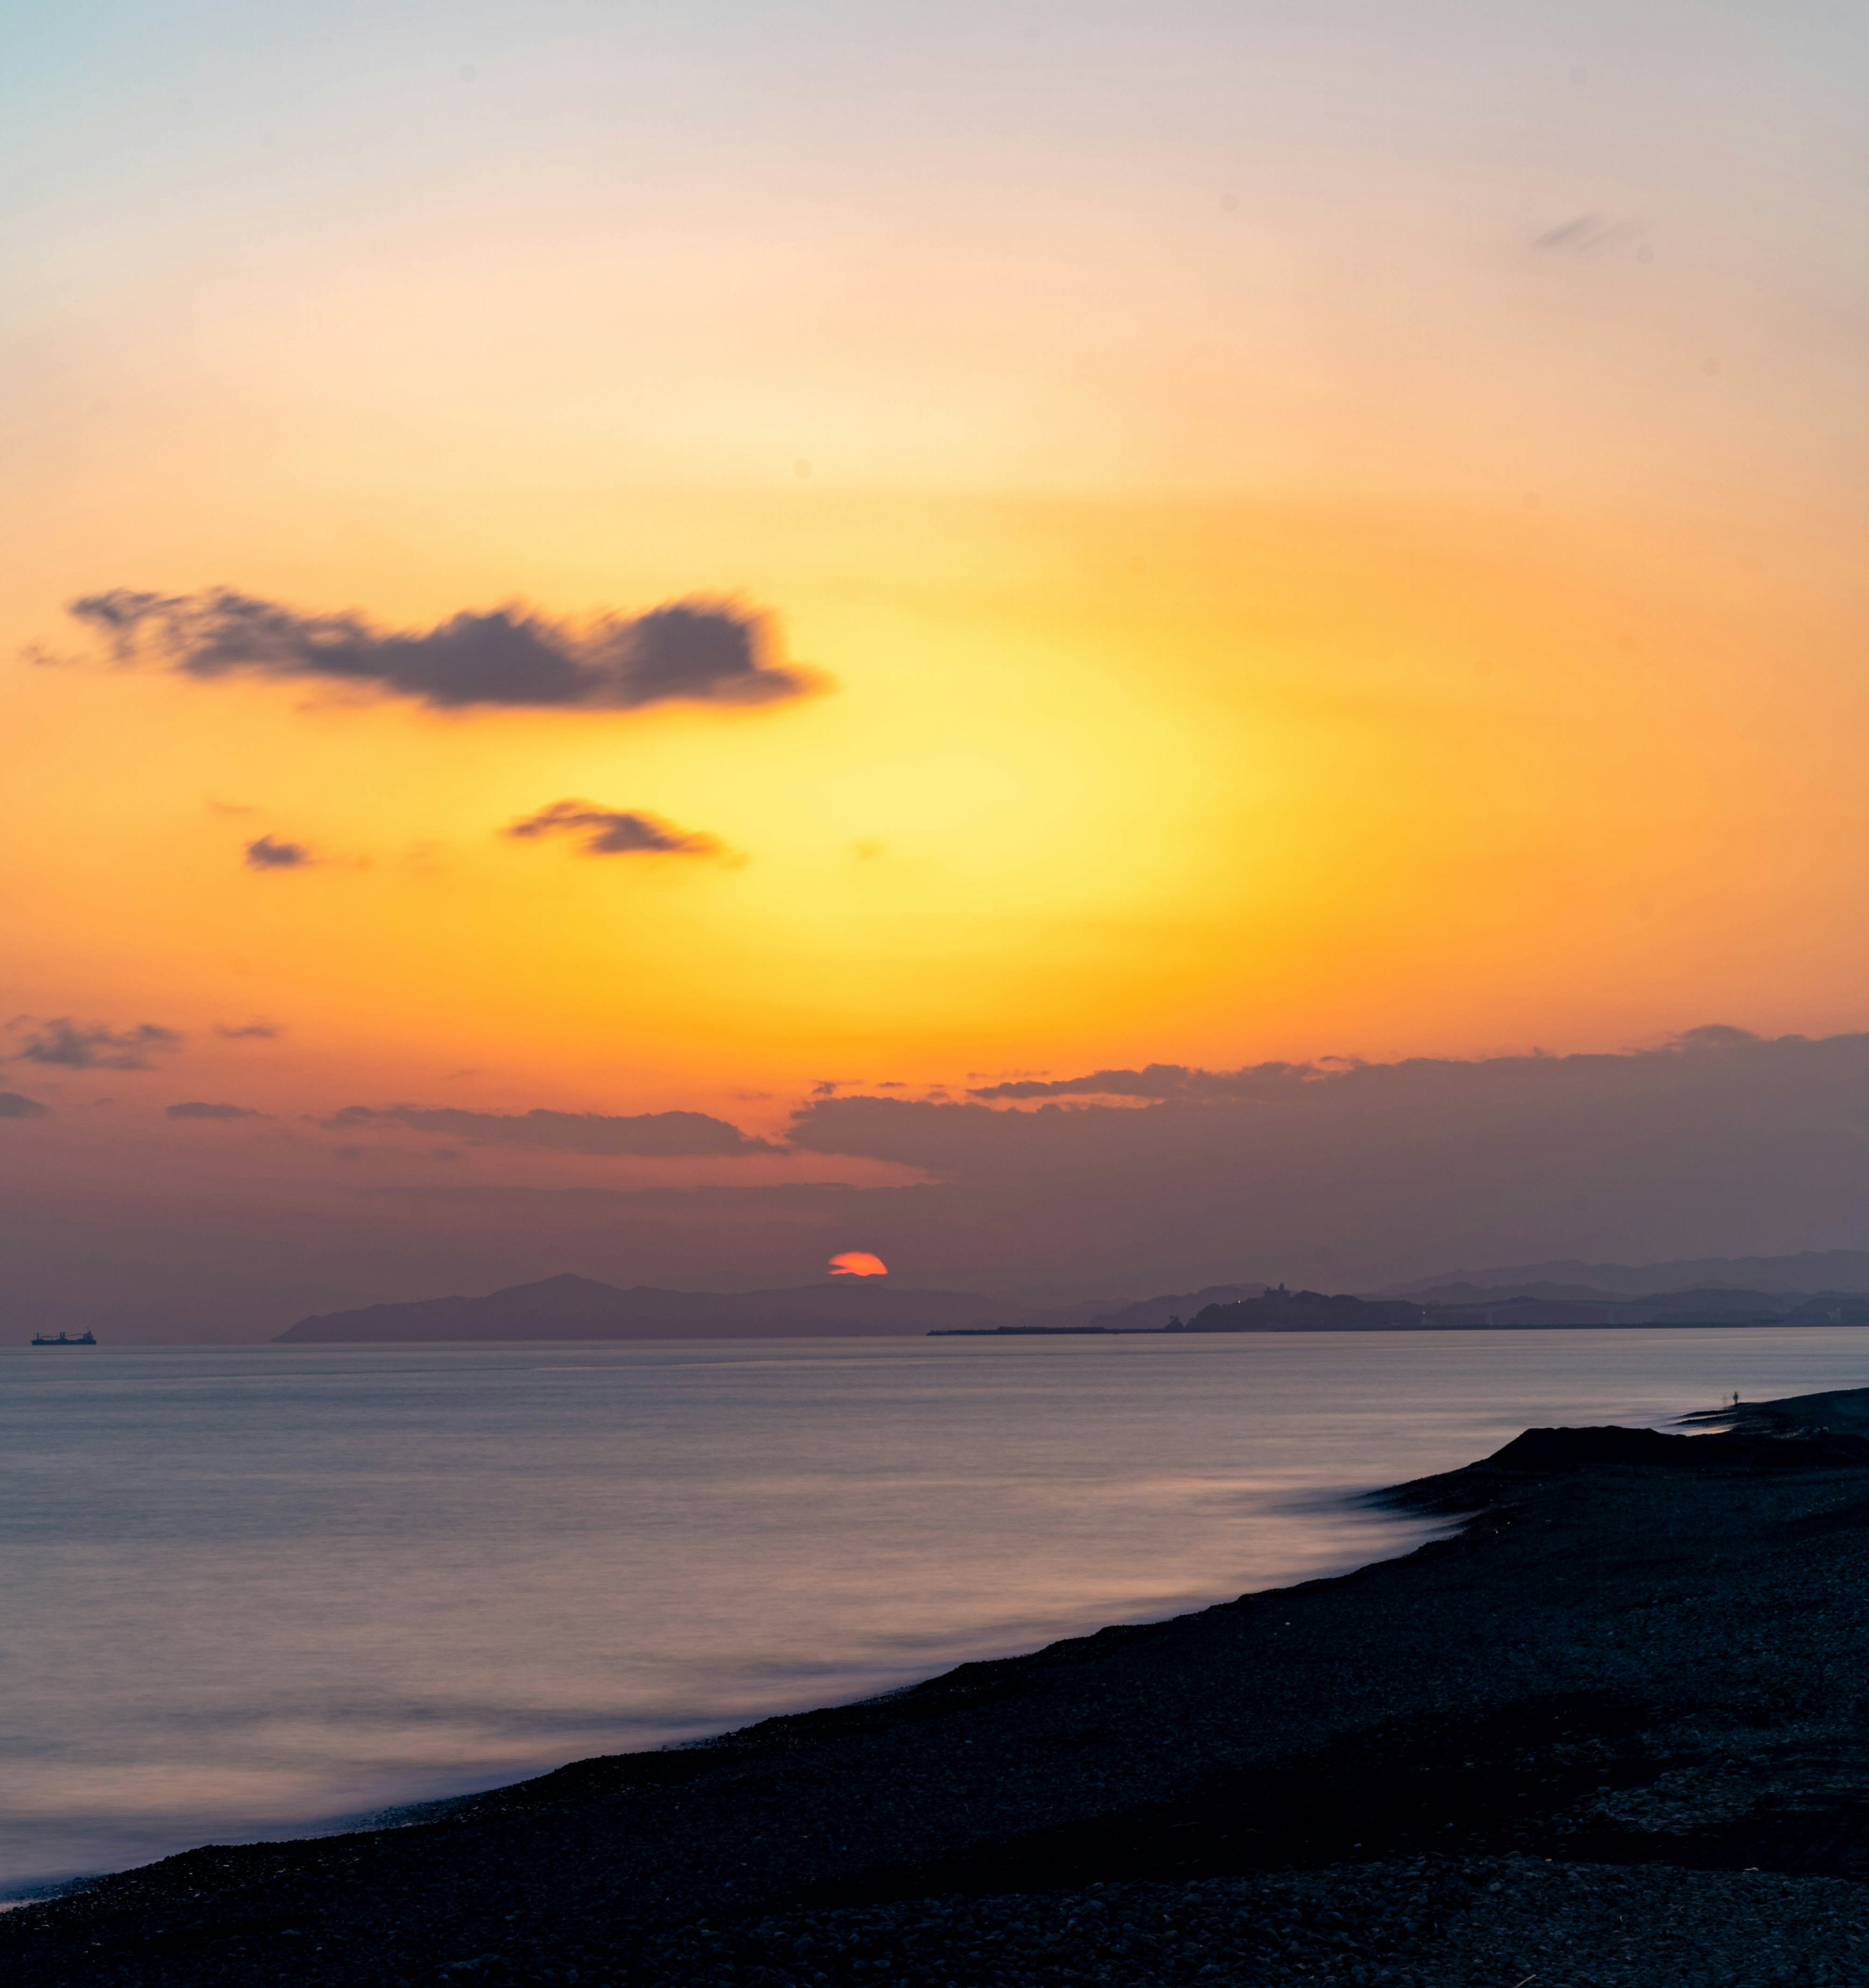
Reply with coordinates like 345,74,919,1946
12,1386,1869,1986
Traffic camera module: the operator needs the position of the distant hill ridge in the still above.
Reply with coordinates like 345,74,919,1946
1168,1285,1869,1332
1074,1285,1274,1332
275,1273,1026,1343
1170,1288,1423,1332
275,1252,1869,1343
1382,1251,1869,1299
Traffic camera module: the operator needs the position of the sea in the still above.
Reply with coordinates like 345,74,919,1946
5,1326,1869,1898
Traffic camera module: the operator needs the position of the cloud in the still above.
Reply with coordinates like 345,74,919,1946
968,1062,1312,1101
1532,212,1642,255
970,1031,1767,1103
69,589,821,713
166,1101,261,1121
215,1020,282,1039
503,802,727,859
25,1027,1869,1334
329,1140,460,1165
319,1104,777,1157
244,835,313,870
780,1028,1869,1293
9,1017,183,1070
0,1092,48,1119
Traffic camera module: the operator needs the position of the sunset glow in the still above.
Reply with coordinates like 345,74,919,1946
3,0,1866,1336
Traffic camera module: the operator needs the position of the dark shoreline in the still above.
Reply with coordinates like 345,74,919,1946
931,1319,1869,1334
13,1387,1869,1985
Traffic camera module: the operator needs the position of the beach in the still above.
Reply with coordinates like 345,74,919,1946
10,1384,1869,1984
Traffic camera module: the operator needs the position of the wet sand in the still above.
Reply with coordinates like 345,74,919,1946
11,1386,1869,1986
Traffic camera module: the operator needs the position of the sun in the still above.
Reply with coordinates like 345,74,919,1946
827,1252,889,1278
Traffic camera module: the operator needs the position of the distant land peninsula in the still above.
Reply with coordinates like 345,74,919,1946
939,1282,1869,1335
273,1259,1869,1342
274,1274,1026,1342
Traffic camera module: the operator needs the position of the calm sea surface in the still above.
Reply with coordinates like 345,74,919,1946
5,1327,1868,1896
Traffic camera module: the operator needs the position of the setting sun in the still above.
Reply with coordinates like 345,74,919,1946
827,1252,889,1278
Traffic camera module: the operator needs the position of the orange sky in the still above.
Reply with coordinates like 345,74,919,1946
9,491,1865,1121
3,0,1867,1326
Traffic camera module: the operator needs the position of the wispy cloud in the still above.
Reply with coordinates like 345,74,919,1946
503,802,729,859
215,1020,282,1040
166,1101,261,1120
69,589,822,713
319,1103,777,1157
8,1017,184,1071
968,1061,1313,1102
0,1092,49,1119
1532,212,1643,256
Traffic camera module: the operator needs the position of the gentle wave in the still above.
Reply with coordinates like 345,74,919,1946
4,1327,1865,1894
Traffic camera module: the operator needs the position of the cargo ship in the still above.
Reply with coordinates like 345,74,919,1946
30,1331,96,1345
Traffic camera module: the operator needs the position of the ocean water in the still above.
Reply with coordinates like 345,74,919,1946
4,1327,1868,1897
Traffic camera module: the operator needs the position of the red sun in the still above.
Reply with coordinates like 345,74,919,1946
828,1252,889,1278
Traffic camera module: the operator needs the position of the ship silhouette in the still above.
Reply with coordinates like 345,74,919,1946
30,1331,96,1346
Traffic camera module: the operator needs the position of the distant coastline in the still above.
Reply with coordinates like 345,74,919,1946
268,1262,1869,1344
931,1316,1869,1334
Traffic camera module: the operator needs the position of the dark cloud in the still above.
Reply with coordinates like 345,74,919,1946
320,1104,776,1157
215,1020,282,1040
0,1092,48,1119
329,1141,460,1165
971,1031,1768,1104
19,1026,1869,1337
9,1018,183,1070
244,835,312,870
774,1029,1869,1295
503,802,726,859
166,1101,261,1121
69,589,820,713
968,1062,1312,1102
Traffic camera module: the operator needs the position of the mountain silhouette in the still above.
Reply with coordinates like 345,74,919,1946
275,1273,1026,1342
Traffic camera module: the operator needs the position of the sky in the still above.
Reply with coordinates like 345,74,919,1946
5,1,1869,1334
